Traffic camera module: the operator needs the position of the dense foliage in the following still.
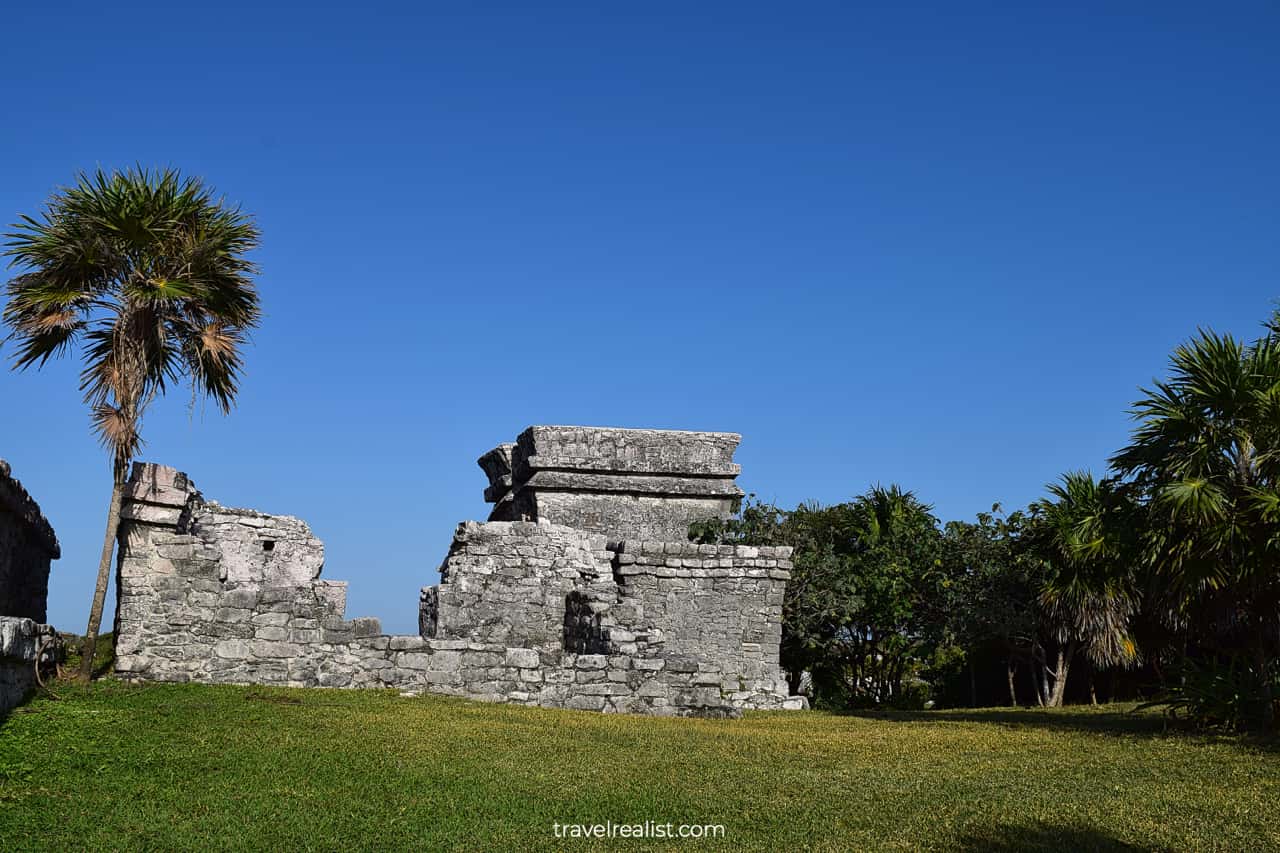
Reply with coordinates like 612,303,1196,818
697,311,1280,728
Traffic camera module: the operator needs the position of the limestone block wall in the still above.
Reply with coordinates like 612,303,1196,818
481,426,744,541
0,460,60,621
0,616,56,712
423,521,615,654
610,542,789,678
113,465,378,686
115,460,802,716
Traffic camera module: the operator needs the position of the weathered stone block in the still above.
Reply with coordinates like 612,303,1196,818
213,639,250,659
504,648,540,669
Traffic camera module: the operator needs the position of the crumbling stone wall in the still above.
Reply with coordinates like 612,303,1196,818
423,521,614,654
0,460,60,621
114,465,377,686
114,426,805,716
0,616,57,712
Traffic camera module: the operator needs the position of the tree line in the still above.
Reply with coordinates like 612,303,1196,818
694,311,1280,730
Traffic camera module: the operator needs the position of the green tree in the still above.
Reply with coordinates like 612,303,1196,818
836,485,946,706
3,168,261,679
1027,473,1140,707
942,507,1045,706
697,487,945,707
1110,326,1280,725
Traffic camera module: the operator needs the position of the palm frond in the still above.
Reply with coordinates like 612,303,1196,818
2,166,261,473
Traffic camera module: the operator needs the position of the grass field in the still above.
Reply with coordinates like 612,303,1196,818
1,682,1276,851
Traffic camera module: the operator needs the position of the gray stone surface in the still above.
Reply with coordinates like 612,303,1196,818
482,425,745,541
0,459,59,621
114,427,805,717
0,616,56,712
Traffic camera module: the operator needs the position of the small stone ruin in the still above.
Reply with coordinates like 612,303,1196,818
105,426,802,715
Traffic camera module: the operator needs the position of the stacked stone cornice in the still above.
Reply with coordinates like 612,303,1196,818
483,425,746,543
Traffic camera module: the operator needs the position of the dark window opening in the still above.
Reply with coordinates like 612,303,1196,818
262,540,275,552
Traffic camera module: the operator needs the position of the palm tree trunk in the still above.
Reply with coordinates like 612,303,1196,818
1048,641,1076,708
78,476,125,681
1007,657,1018,707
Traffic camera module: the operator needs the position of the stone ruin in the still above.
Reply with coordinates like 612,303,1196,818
114,426,804,716
0,459,60,712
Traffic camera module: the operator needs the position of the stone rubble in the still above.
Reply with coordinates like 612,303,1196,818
0,616,56,712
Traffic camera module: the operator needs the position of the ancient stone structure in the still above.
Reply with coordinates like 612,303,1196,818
481,426,744,542
0,617,57,713
0,459,60,711
0,459,59,622
114,427,804,716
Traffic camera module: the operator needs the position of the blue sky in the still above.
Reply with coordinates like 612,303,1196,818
2,2,1276,634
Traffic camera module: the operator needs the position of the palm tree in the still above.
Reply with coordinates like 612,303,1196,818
1028,472,1140,706
3,168,261,680
1110,328,1280,724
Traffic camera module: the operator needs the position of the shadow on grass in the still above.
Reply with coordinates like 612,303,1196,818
0,679,54,729
947,820,1156,852
839,706,1280,753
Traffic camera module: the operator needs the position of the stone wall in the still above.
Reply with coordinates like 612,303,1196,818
114,426,804,716
481,426,744,542
424,521,615,653
611,542,788,672
0,460,60,621
0,616,56,712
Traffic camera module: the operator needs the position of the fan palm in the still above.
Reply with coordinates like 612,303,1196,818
3,167,261,679
1029,472,1140,706
1110,327,1280,723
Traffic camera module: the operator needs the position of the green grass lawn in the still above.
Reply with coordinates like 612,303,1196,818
1,682,1276,851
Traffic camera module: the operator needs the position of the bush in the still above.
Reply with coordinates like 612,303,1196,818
1136,656,1279,731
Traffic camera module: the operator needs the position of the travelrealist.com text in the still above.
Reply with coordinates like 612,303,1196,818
553,821,727,840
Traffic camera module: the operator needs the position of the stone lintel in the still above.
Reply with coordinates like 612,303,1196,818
512,425,742,480
514,470,743,499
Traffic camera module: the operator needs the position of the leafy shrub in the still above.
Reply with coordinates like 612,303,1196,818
1136,656,1279,731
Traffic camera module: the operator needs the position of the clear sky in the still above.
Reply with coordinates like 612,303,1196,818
1,2,1276,634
